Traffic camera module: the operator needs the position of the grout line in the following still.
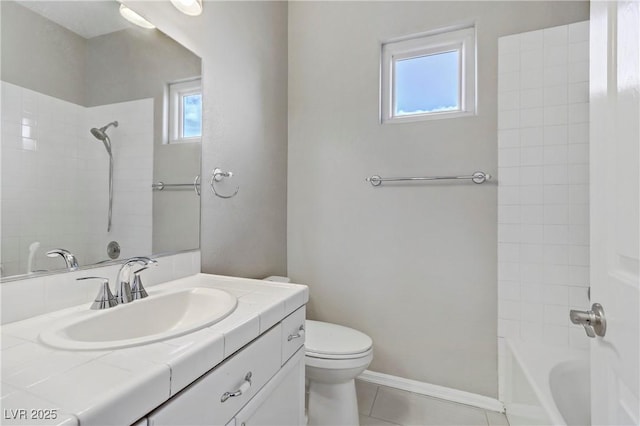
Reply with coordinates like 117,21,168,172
484,409,491,426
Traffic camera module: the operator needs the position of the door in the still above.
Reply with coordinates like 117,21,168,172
590,1,640,424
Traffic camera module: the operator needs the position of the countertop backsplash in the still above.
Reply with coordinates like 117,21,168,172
0,250,200,324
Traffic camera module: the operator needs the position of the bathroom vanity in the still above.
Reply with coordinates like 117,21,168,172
0,274,308,426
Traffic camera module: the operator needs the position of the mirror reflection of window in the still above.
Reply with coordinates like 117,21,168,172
168,79,203,143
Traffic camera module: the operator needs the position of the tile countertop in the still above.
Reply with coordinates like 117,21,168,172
0,273,309,426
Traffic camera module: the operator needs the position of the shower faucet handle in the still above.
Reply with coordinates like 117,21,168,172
570,303,606,338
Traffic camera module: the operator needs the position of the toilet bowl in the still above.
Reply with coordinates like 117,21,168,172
305,320,373,426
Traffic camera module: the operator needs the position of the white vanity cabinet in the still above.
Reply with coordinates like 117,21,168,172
148,307,306,426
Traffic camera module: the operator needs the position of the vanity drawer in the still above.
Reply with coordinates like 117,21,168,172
149,325,282,426
281,306,306,364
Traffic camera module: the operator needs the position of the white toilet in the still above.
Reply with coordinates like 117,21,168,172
305,320,373,426
263,276,373,425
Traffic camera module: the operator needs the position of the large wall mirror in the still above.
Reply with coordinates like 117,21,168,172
1,1,202,280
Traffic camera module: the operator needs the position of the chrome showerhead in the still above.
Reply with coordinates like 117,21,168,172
90,121,118,141
90,121,118,155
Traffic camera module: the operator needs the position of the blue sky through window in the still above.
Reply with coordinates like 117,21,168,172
394,50,460,116
183,94,202,138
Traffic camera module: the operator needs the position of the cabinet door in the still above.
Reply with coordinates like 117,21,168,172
149,326,282,426
234,348,305,426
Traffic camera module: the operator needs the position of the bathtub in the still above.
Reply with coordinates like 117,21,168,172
501,339,590,426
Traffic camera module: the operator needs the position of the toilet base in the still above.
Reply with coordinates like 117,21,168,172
307,378,359,426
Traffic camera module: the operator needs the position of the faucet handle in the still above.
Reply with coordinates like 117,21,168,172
570,303,606,338
77,277,118,310
131,266,150,301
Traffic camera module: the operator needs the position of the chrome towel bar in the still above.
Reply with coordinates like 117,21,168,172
365,171,491,186
152,176,201,195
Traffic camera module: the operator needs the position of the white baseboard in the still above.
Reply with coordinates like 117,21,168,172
357,370,505,413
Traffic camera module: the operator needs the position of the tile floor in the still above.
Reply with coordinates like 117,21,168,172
356,380,510,426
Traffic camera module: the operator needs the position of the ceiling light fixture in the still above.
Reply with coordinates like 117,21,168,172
119,4,156,29
170,0,203,16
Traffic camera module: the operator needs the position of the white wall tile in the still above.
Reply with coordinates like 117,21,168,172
519,166,543,186
0,251,200,324
498,129,520,148
520,127,543,147
520,186,543,205
521,205,544,224
520,30,544,51
543,324,568,346
568,41,589,64
499,34,521,54
498,23,588,348
498,167,520,186
568,61,589,83
520,244,544,263
520,49,543,70
499,72,520,93
499,243,520,263
568,21,589,43
521,70,544,89
543,26,568,46
499,92,520,111
520,88,544,109
500,53,521,74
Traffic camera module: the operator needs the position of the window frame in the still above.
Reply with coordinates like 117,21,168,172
167,78,202,144
380,26,476,124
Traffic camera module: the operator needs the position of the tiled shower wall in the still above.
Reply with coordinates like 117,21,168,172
1,81,152,276
497,21,590,350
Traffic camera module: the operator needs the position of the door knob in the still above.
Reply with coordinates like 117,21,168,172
570,303,606,338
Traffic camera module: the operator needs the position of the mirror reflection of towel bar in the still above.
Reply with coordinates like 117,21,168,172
152,176,201,196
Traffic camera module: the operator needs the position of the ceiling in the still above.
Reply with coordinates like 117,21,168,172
17,1,135,39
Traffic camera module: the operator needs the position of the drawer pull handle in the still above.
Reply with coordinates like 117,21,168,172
288,325,305,341
221,372,252,402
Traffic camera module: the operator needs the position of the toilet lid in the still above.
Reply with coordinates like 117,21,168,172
305,320,373,357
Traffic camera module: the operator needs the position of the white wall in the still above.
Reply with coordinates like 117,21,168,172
0,1,86,106
1,81,153,276
288,1,588,397
124,1,289,279
497,22,591,349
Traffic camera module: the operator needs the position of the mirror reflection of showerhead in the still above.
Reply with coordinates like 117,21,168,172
90,121,117,155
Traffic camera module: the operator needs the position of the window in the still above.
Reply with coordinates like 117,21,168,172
168,79,202,143
381,26,476,123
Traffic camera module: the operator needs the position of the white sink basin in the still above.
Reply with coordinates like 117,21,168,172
40,287,237,350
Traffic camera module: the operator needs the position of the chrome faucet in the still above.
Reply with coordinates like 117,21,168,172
116,257,158,304
570,303,607,338
46,249,79,270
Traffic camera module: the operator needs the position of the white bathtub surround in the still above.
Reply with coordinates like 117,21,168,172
0,274,308,425
0,250,200,324
501,339,589,426
497,21,591,350
1,81,153,277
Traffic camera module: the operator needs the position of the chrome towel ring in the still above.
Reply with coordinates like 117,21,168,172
210,168,239,199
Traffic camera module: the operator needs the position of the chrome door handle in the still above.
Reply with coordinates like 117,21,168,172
570,303,606,338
